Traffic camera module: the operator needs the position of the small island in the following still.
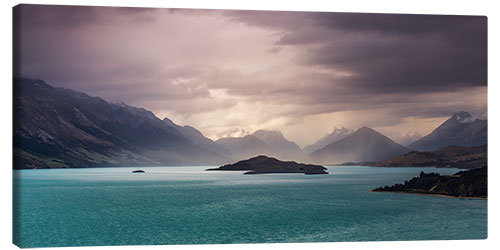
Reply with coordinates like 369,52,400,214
206,155,328,175
372,166,486,198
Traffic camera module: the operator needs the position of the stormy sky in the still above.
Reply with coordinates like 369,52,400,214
14,5,487,147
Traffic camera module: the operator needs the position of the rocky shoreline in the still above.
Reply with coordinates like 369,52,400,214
372,166,487,198
370,190,487,200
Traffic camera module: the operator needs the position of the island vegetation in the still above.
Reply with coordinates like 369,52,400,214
372,166,487,198
206,155,328,175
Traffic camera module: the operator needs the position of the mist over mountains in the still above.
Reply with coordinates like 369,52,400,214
408,111,487,151
13,78,231,169
216,130,303,161
309,127,410,164
13,78,487,169
162,117,231,157
303,127,354,154
391,131,422,146
216,135,278,160
252,130,303,158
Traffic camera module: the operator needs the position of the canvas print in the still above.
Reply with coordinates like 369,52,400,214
12,4,487,248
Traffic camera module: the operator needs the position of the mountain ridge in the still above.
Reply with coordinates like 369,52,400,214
215,130,303,161
303,127,354,154
310,127,410,164
251,129,303,158
216,135,278,160
13,78,487,169
13,78,231,169
162,117,231,157
408,111,487,151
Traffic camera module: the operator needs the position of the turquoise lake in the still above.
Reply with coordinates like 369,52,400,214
13,166,487,248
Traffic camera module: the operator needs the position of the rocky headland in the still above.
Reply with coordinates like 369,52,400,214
372,166,487,198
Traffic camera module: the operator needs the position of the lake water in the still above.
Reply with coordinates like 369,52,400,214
13,166,487,248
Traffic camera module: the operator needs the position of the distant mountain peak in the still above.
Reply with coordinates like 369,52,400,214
251,129,302,157
353,126,387,137
330,127,352,133
451,111,473,123
453,111,471,118
216,128,250,139
15,77,52,90
303,126,354,154
408,111,487,151
357,126,374,132
392,131,422,146
217,129,303,161
253,129,284,137
309,126,409,164
162,117,175,126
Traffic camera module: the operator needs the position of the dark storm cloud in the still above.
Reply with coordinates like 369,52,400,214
226,11,487,94
313,12,484,35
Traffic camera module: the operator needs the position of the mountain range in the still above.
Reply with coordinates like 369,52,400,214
408,111,487,151
303,127,354,153
13,78,231,169
216,134,278,160
309,127,410,164
216,130,302,161
162,117,231,157
13,78,487,169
